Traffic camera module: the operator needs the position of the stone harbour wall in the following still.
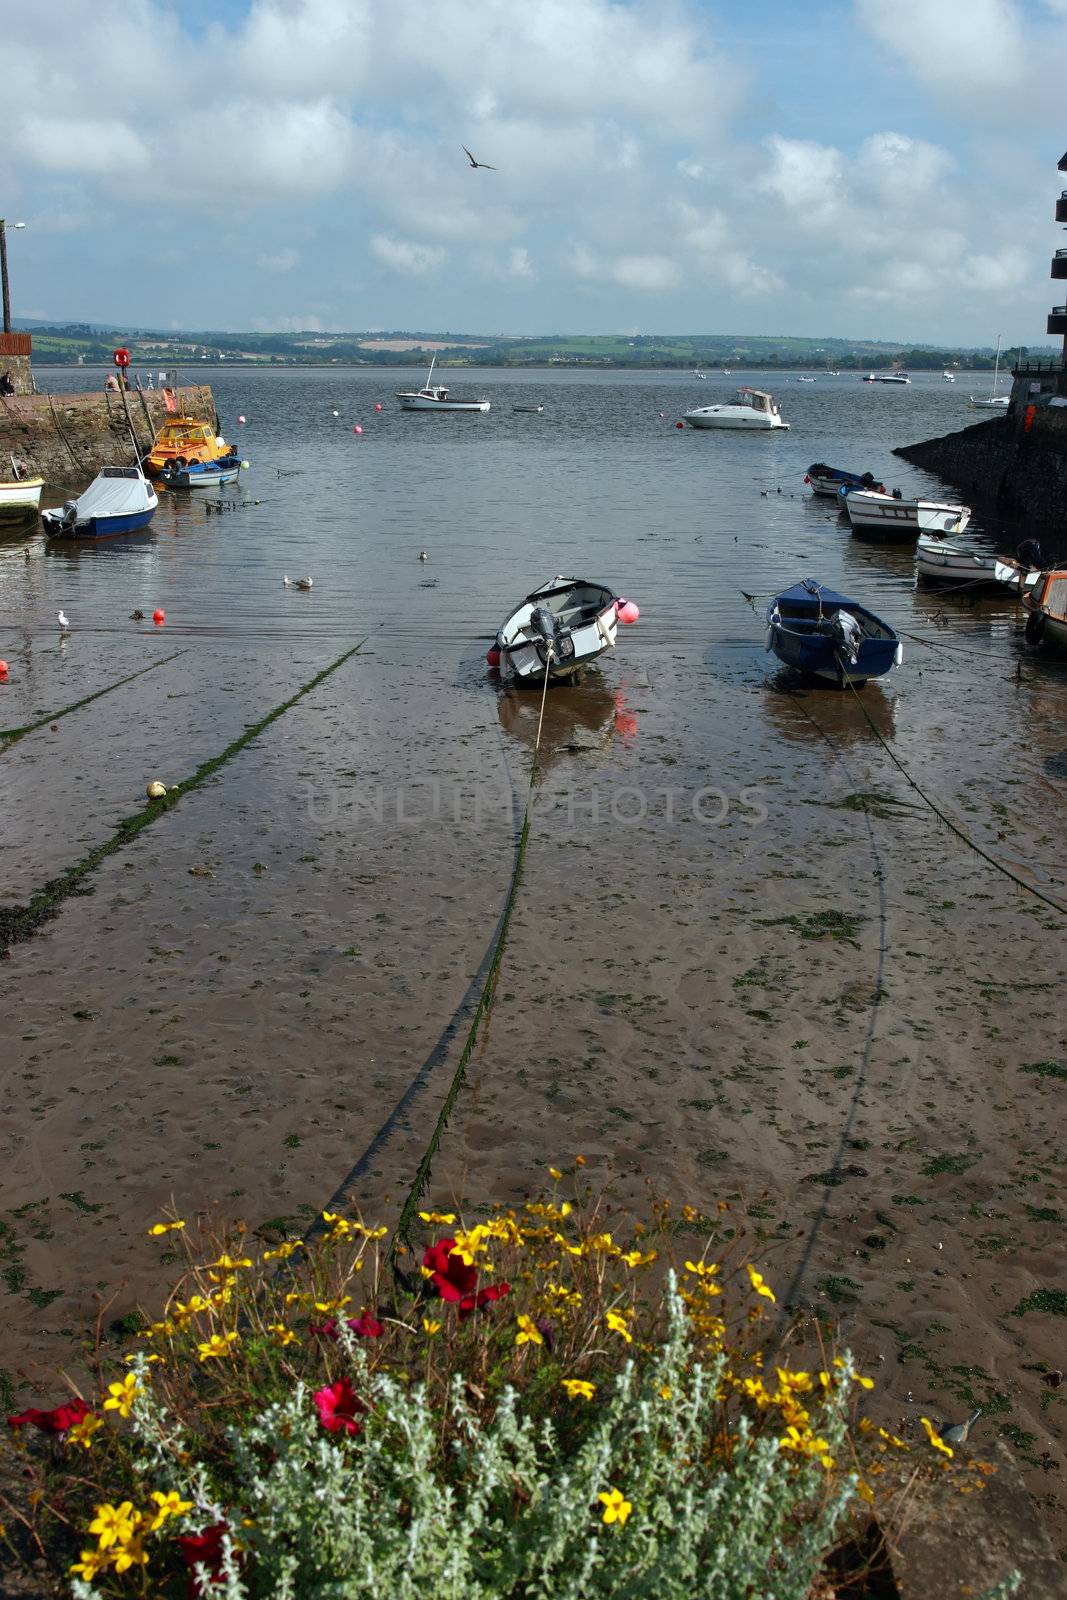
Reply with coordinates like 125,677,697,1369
895,396,1067,542
0,384,218,486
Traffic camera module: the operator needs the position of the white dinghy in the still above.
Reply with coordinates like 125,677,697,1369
915,535,999,586
843,488,970,540
488,576,639,685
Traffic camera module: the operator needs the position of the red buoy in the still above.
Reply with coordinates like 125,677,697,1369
0,659,8,678
486,646,501,668
353,425,363,435
374,403,383,413
152,608,165,625
675,421,684,429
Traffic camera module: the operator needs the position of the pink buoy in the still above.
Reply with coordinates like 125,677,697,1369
152,608,165,625
237,415,246,424
0,659,8,678
486,646,501,668
353,425,363,435
616,599,640,625
374,403,383,412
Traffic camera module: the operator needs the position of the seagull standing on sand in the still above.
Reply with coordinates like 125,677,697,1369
58,610,70,630
462,145,497,170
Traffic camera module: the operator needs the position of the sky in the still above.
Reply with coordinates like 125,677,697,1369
3,0,1066,344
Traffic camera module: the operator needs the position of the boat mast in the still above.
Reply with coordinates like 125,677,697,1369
991,333,1002,398
425,353,436,391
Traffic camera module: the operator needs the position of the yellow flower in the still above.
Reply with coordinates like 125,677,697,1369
418,1210,456,1225
262,1240,301,1261
102,1375,139,1419
67,1413,103,1450
622,1248,657,1268
147,1490,193,1531
353,1223,388,1240
312,1296,352,1314
684,1258,719,1278
561,1379,596,1400
70,1547,112,1580
515,1314,543,1347
451,1226,491,1266
147,1219,186,1236
211,1254,252,1270
112,1534,149,1573
589,1231,616,1253
745,1264,776,1303
548,1166,563,1180
853,1374,875,1390
605,1310,633,1343
88,1501,137,1549
919,1416,954,1458
598,1487,633,1526
267,1323,298,1347
422,1317,442,1336
197,1331,240,1361
857,1478,875,1505
659,1384,673,1400
775,1367,814,1394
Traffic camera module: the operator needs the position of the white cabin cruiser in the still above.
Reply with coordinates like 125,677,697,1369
843,488,970,539
396,356,490,412
488,576,638,685
684,387,789,430
862,372,911,384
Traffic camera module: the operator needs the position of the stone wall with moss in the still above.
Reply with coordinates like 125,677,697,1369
0,384,218,486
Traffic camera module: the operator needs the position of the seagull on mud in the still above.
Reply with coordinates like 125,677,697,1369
462,144,497,170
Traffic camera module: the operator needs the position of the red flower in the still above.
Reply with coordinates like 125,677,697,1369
178,1522,233,1598
310,1313,384,1342
6,1398,91,1434
422,1238,478,1302
313,1377,364,1435
458,1282,511,1322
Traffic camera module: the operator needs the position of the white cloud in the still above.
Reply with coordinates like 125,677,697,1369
13,115,150,174
855,0,1025,94
259,250,300,274
369,235,446,276
508,248,535,281
610,255,680,292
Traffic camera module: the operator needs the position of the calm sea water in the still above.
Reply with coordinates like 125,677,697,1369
0,364,1035,659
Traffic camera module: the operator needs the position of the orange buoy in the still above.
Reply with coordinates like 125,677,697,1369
152,608,165,625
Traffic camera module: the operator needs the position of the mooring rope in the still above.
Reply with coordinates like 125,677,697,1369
0,635,372,956
0,650,188,749
841,674,1067,917
383,655,554,1263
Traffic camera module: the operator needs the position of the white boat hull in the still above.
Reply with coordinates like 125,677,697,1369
968,396,1009,409
845,490,970,537
685,408,787,430
497,578,621,684
993,559,1040,594
915,536,996,583
0,477,44,516
397,393,490,411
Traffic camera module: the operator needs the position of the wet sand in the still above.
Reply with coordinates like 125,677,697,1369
0,367,1065,1547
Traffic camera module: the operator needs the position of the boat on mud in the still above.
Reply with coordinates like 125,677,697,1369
488,576,638,685
766,578,902,687
805,462,885,499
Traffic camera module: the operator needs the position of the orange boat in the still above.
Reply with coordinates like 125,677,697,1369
145,415,231,477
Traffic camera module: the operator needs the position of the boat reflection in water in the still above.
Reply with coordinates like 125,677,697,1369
759,670,897,748
495,673,637,765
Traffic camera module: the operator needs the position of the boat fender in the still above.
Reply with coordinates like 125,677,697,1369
486,646,501,668
1024,611,1046,646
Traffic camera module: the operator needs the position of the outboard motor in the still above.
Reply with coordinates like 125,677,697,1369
831,609,862,666
60,500,79,530
530,604,574,665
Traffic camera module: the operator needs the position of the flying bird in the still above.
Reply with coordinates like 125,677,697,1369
462,145,497,170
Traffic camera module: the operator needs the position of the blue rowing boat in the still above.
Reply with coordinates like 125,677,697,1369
805,462,885,499
42,467,158,539
160,454,243,490
766,579,902,686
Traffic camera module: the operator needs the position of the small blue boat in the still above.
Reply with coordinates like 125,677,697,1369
805,462,885,499
766,579,902,686
160,454,243,490
42,466,158,539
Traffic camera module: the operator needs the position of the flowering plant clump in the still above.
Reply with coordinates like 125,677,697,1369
0,1174,1017,1599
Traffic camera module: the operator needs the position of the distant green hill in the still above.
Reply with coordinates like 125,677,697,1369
14,321,1049,371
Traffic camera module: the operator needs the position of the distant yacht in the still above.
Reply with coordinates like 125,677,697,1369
968,334,1009,409
863,372,911,385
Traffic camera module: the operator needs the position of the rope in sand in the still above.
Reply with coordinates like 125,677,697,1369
0,635,372,956
0,650,188,749
385,647,554,1262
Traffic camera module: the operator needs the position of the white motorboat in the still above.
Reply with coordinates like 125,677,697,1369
0,470,44,520
862,372,911,385
915,535,999,585
968,334,1009,409
797,375,816,383
943,370,956,382
489,575,637,684
694,370,707,379
1023,569,1067,651
396,356,490,412
684,387,789,430
843,488,970,540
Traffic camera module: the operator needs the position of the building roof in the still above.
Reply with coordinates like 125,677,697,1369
1059,151,1067,171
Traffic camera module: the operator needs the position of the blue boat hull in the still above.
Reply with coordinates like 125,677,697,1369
767,624,898,684
164,464,241,490
44,507,156,539
766,579,901,687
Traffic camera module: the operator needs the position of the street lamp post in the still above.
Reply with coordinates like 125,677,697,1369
0,220,27,335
